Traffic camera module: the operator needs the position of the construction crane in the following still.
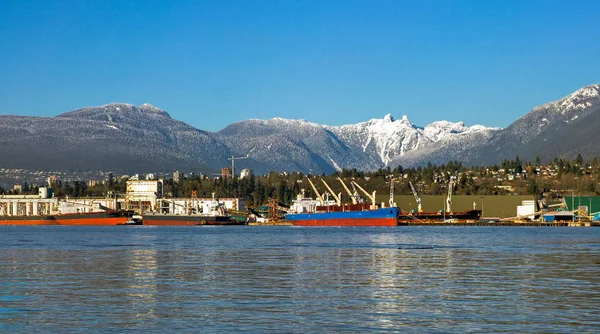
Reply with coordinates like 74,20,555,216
321,179,341,205
306,177,324,205
446,179,453,214
409,181,422,212
227,154,249,178
337,177,358,204
351,181,376,207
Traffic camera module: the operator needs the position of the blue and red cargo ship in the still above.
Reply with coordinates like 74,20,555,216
285,205,401,226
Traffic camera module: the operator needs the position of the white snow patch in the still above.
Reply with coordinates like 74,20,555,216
328,155,342,172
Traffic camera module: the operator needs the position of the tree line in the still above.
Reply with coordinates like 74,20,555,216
2,155,600,205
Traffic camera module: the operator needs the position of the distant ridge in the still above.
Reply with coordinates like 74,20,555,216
0,84,599,174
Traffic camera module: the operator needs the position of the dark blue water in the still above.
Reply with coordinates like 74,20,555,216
1,226,599,332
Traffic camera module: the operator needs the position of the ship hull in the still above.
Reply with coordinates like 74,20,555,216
286,207,400,227
0,216,57,225
54,211,132,226
142,215,235,226
399,209,482,222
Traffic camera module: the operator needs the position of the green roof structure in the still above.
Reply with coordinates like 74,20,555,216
563,196,600,215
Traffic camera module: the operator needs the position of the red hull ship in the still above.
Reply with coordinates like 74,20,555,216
54,211,132,226
0,211,132,226
0,216,57,225
286,205,401,227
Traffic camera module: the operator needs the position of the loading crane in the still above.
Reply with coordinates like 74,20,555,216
409,181,422,212
350,183,362,203
321,179,342,206
446,179,453,214
337,177,359,204
351,181,376,208
306,177,324,205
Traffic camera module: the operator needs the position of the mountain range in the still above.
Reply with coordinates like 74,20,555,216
0,84,598,175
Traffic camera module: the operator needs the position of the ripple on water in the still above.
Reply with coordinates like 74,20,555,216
0,226,599,331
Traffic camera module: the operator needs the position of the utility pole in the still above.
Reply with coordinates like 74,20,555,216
481,197,484,218
572,190,575,223
227,154,249,178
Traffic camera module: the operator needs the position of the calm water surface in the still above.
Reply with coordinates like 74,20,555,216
1,226,599,332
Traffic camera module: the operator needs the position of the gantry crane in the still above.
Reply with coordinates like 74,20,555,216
409,181,422,212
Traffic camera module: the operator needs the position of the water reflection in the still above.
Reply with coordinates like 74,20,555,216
124,249,158,319
0,226,598,331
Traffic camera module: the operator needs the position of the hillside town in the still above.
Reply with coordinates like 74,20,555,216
1,155,600,224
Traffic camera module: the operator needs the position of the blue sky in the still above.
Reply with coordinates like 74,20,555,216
1,0,599,131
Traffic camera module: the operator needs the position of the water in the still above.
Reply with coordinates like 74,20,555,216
1,226,599,332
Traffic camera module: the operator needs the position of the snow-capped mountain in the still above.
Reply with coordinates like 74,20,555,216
468,84,600,165
0,84,599,174
327,114,498,166
0,103,231,172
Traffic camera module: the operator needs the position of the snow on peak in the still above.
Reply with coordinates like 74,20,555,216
533,84,600,114
140,103,160,111
423,120,496,142
139,103,171,118
559,84,599,112
328,114,499,166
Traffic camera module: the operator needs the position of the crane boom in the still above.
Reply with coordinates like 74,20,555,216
337,177,357,204
306,177,324,205
409,181,422,212
321,179,341,205
351,181,376,207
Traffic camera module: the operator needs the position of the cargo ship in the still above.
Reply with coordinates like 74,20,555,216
0,210,133,226
53,210,133,226
286,206,401,226
402,179,482,223
0,215,57,225
0,211,133,226
140,194,244,226
140,213,239,226
399,209,482,223
284,179,401,226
